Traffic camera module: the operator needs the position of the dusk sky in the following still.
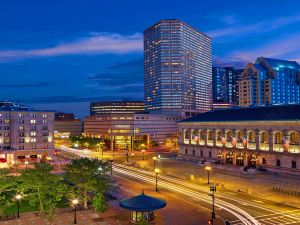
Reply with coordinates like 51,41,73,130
1,0,300,118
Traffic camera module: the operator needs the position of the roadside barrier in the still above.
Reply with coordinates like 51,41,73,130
272,187,300,197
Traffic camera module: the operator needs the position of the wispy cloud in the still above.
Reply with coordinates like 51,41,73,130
229,33,300,62
208,13,300,38
0,33,143,61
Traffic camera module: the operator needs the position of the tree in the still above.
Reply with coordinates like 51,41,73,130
17,162,67,217
0,168,9,178
0,176,16,216
92,193,108,212
64,158,112,209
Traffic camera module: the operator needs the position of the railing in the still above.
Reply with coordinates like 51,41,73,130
247,142,256,150
273,144,284,152
259,143,269,151
207,140,213,146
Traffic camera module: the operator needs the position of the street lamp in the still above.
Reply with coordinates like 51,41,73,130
15,194,22,218
109,158,113,175
131,153,135,166
208,185,217,225
141,149,145,160
25,161,29,169
205,166,212,184
72,199,79,224
152,156,158,170
154,168,160,191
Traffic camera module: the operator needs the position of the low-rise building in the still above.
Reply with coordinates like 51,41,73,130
0,102,54,164
84,113,181,150
178,104,300,174
54,112,83,138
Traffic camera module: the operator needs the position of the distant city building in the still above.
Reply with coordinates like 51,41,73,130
84,113,181,150
178,104,300,175
0,102,54,164
212,67,244,107
232,69,244,105
212,67,234,103
54,112,83,139
144,19,212,116
239,57,300,107
55,112,76,121
90,101,145,116
212,101,233,110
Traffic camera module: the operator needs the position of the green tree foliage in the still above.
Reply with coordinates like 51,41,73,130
92,193,108,212
64,158,112,209
69,136,102,149
17,162,67,217
0,174,16,216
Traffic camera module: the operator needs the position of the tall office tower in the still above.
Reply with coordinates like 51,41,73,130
144,19,212,116
212,67,234,103
239,57,300,107
232,69,244,105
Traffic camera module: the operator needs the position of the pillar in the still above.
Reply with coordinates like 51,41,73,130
255,129,260,150
204,129,208,146
212,129,216,147
269,129,273,151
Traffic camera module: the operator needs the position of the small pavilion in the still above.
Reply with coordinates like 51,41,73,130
120,191,166,223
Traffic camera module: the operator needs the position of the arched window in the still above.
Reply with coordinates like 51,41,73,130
216,130,222,141
260,131,269,144
226,130,232,141
237,131,243,142
290,132,299,145
207,130,213,140
248,131,256,143
199,130,205,140
274,132,283,144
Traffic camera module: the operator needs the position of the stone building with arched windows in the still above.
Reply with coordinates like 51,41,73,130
178,104,300,175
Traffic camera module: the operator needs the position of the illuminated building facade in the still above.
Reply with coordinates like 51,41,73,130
0,102,54,164
90,100,145,115
239,57,300,107
212,67,234,103
144,19,212,116
54,112,83,140
178,104,300,174
83,113,181,150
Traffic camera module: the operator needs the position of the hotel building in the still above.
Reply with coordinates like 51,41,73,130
84,113,181,150
54,112,83,139
90,100,145,115
178,104,300,174
239,57,300,107
0,102,54,164
144,19,212,116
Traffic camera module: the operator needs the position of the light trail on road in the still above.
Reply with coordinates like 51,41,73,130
113,164,259,225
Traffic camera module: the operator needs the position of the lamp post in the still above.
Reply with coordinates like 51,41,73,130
155,168,160,191
72,199,79,224
141,149,145,160
131,153,135,166
25,161,29,169
152,156,157,170
208,185,217,225
15,194,22,218
109,159,113,175
205,166,212,184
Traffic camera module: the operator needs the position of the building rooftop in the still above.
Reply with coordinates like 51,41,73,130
179,104,300,123
0,101,54,112
120,192,166,212
256,57,300,70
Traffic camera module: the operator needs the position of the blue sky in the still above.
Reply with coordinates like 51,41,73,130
0,0,300,118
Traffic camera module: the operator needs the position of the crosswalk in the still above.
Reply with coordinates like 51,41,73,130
231,209,300,225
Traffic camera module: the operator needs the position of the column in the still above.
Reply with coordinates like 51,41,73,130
212,129,216,147
255,129,260,150
269,129,273,152
204,129,208,146
283,130,289,153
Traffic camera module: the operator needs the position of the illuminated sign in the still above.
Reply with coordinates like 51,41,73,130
114,125,130,128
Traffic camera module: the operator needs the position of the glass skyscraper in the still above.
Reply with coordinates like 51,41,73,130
239,57,300,107
144,19,212,116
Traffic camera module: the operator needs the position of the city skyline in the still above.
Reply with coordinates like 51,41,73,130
1,0,300,117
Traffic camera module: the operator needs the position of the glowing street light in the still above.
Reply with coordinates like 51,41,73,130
15,194,22,218
205,166,212,184
131,153,135,166
72,199,79,224
141,149,145,160
154,168,160,191
25,161,29,169
152,156,158,170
